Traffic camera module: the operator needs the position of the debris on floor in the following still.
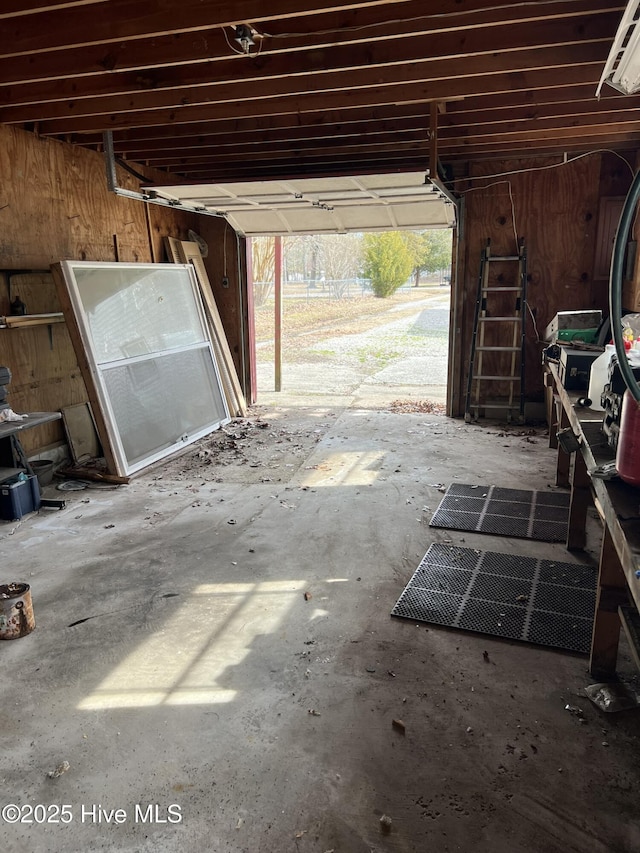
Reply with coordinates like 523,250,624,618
585,681,640,713
47,761,70,779
160,408,334,483
379,814,393,834
564,704,587,722
387,399,446,414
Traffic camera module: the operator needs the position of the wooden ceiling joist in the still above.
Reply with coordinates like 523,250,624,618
1,0,500,57
0,0,620,87
27,50,609,137
0,8,621,113
0,0,636,184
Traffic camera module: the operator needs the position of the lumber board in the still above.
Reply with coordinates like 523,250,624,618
1,313,64,327
164,236,247,416
58,466,129,485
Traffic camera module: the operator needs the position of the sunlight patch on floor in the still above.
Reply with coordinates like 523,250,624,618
300,450,385,487
77,580,306,709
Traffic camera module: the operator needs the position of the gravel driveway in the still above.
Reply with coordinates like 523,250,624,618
257,290,450,405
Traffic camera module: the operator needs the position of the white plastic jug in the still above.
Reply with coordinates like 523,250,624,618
587,344,616,410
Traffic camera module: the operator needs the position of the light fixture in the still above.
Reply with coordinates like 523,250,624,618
234,24,256,55
596,0,640,96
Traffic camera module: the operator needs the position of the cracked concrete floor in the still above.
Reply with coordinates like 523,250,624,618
2,402,640,853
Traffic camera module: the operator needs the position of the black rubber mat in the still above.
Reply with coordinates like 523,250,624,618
391,543,596,653
429,483,570,542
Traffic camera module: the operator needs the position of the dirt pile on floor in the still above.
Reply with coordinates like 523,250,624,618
387,399,446,414
159,406,337,484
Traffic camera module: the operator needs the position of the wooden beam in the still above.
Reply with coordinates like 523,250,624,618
81,103,444,147
0,0,525,57
444,83,634,117
99,97,640,161
0,0,104,18
166,237,247,417
590,526,626,677
274,236,282,393
167,154,432,181
0,0,619,85
142,137,430,167
441,134,640,159
440,122,640,148
244,237,257,405
567,449,591,551
0,10,620,112
116,120,431,157
76,88,633,160
429,102,438,180
441,100,640,130
34,51,608,134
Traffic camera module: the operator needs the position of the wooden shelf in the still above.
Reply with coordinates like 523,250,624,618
0,466,24,483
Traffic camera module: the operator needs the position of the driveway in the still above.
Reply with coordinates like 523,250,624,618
257,289,450,406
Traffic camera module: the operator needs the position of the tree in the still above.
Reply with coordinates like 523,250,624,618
362,231,415,298
408,229,453,286
251,236,275,306
319,233,363,298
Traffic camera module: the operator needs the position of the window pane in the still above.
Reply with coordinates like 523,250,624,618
102,346,227,469
73,265,205,362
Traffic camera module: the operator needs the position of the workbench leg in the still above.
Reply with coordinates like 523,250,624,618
590,526,626,678
555,405,571,488
566,449,590,551
544,372,558,449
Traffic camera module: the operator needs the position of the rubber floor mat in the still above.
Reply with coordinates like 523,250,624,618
429,483,570,542
391,543,596,653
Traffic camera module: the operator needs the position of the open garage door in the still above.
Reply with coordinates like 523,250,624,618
146,173,456,236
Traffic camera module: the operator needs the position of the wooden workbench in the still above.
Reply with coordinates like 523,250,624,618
545,362,640,677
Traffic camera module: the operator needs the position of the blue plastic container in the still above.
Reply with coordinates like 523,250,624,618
0,475,41,520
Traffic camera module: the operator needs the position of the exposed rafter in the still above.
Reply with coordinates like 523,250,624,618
0,0,635,183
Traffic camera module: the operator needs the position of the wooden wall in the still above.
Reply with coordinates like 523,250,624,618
451,152,634,416
0,125,247,453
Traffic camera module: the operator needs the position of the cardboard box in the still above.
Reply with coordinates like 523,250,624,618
558,347,600,391
545,310,602,342
0,474,41,520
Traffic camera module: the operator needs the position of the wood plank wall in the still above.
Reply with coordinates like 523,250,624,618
0,125,246,453
451,152,634,416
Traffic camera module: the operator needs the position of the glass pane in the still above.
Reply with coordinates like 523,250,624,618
102,346,227,469
72,265,205,363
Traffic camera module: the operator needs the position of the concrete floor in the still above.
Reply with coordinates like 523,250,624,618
2,396,640,853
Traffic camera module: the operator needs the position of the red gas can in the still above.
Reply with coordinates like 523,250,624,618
616,390,640,487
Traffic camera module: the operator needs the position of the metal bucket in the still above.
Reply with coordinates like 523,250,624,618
0,583,35,639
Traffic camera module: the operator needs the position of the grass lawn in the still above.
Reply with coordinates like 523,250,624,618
253,286,445,344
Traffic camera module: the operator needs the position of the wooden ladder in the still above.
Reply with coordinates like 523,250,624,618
465,238,527,423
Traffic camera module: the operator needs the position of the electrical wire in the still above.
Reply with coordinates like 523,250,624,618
447,149,636,186
260,0,595,40
526,302,542,343
458,178,542,342
506,181,518,248
450,149,639,343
